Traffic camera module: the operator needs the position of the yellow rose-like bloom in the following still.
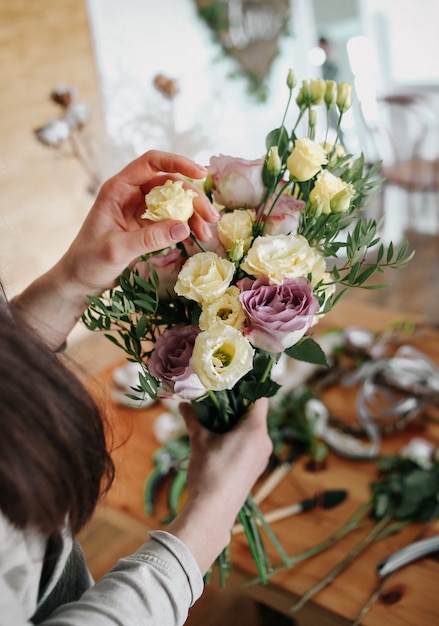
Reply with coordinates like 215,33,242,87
309,78,326,105
266,145,282,176
174,251,235,304
336,82,353,113
286,138,328,182
241,234,326,286
191,322,254,391
321,142,346,159
217,209,255,258
309,170,355,215
142,180,197,222
324,80,337,108
198,286,245,331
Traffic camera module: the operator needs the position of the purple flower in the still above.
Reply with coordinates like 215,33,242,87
148,324,206,400
238,277,319,352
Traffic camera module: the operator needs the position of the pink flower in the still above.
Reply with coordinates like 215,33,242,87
261,194,305,236
136,247,185,298
148,324,206,400
238,277,319,352
209,154,265,209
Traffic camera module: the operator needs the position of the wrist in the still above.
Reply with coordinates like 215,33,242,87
165,497,236,575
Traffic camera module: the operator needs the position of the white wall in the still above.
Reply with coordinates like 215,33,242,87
86,0,317,169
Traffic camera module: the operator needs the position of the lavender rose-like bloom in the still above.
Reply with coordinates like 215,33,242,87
238,276,319,352
209,154,265,209
148,324,206,400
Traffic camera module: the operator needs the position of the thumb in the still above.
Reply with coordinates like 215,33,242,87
123,220,191,259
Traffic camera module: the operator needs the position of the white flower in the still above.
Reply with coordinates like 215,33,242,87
240,234,326,286
399,437,436,469
191,323,254,391
217,209,255,258
198,286,245,331
142,180,197,222
34,119,70,146
174,251,235,304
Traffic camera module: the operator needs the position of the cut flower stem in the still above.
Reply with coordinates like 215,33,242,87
245,500,373,586
291,509,393,612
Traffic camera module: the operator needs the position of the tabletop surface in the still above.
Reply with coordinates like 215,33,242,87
90,301,439,626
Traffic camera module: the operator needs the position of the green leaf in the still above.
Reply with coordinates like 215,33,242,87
285,337,328,365
265,126,289,157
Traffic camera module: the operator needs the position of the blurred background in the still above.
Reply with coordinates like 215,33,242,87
1,0,438,343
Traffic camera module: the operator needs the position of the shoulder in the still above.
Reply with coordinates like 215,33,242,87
0,512,46,619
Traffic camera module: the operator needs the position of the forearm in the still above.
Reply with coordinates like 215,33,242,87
10,259,91,351
165,496,236,576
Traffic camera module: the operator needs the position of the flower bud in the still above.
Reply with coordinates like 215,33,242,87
330,184,355,213
296,80,311,109
324,80,337,108
266,146,282,176
228,239,246,264
337,82,353,113
308,109,317,128
309,79,326,105
286,68,296,90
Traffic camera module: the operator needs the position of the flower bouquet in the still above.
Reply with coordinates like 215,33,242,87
83,70,412,583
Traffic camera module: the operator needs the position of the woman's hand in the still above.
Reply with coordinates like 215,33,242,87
166,399,272,575
12,151,219,349
59,150,219,295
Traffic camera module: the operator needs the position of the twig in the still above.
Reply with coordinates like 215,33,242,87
245,500,373,586
291,512,392,612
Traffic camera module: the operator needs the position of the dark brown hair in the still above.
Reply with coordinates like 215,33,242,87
0,305,114,537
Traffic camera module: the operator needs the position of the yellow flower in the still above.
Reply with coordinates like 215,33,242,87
337,82,353,113
321,142,346,159
174,251,235,304
286,68,296,90
191,323,254,391
240,234,326,286
266,146,282,176
217,209,255,259
198,286,245,331
309,170,355,215
324,80,337,108
286,138,327,182
309,78,326,105
142,180,196,222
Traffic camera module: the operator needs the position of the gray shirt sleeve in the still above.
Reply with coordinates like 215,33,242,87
1,530,204,626
44,531,204,626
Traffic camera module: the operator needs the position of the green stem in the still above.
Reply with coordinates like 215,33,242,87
291,511,392,612
238,506,268,584
245,494,293,567
244,500,373,586
189,233,206,252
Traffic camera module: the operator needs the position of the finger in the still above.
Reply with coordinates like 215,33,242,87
110,219,190,264
188,210,213,242
178,402,199,435
120,150,208,187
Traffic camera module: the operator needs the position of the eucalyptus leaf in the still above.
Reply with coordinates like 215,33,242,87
285,337,328,365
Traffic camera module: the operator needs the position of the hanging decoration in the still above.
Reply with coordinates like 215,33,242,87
194,0,291,100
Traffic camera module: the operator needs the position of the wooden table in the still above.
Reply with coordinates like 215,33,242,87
88,301,439,626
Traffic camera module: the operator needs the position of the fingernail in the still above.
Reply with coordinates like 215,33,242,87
170,223,190,241
208,205,220,221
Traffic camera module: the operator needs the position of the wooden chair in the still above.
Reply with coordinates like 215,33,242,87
366,93,439,235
